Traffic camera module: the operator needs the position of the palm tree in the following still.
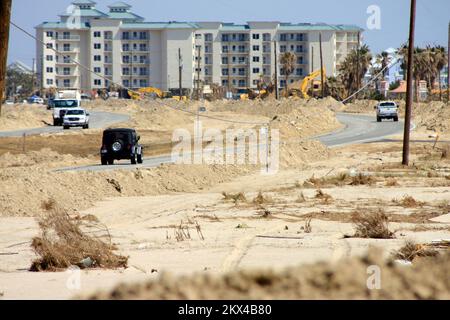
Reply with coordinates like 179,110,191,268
429,45,448,101
338,44,372,98
280,52,296,97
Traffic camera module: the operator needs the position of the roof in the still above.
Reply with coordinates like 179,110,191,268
71,0,96,5
103,128,136,133
59,8,107,18
108,11,144,21
36,21,90,29
8,61,33,74
108,1,131,8
121,22,199,30
278,23,363,31
390,81,407,93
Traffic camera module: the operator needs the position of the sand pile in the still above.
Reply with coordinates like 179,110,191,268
88,249,450,300
342,100,379,114
0,162,252,217
409,101,450,133
0,104,52,131
0,148,85,168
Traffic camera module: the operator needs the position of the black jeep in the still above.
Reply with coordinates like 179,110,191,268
100,128,144,165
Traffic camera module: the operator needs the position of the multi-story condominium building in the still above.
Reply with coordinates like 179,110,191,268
36,0,362,93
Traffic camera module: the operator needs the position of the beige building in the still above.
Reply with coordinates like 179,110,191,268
36,0,362,93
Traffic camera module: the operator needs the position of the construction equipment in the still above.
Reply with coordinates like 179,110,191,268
300,68,326,99
128,87,164,100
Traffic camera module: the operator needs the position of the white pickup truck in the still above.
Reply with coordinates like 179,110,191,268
375,101,399,122
52,90,82,126
63,108,90,130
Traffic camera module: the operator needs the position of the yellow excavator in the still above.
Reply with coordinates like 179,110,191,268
128,87,164,100
300,68,326,99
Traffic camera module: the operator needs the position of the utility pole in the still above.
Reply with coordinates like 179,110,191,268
319,33,325,99
356,31,361,95
274,40,279,100
311,46,314,72
447,21,450,102
402,0,416,166
178,48,183,97
0,0,12,115
196,45,201,100
31,58,36,95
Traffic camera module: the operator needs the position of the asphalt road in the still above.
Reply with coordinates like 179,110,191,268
55,113,405,173
0,112,129,138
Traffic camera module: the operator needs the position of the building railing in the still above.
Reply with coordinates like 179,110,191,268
53,35,80,41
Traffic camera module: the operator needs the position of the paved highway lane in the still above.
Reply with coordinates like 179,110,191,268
55,113,405,173
0,112,129,138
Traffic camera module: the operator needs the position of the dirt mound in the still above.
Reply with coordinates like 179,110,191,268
88,249,450,300
0,148,82,168
342,100,379,114
0,163,252,217
410,101,450,133
0,104,52,131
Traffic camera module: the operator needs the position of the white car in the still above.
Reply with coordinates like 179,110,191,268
63,108,90,130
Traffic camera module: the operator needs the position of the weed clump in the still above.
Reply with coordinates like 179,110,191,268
350,211,395,239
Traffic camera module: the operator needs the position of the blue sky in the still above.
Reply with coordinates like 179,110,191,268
7,0,450,66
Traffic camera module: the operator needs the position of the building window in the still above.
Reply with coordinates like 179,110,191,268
123,56,130,64
94,67,101,73
122,67,130,75
280,45,287,53
296,34,305,41
94,43,101,49
94,79,102,86
222,34,229,42
252,34,260,40
222,68,229,76
139,44,147,52
253,68,260,74
296,68,303,76
63,79,71,87
63,44,71,52
238,80,246,87
222,57,228,65
94,55,101,61
222,46,229,53
297,56,304,64
46,79,53,85
296,45,303,53
63,67,70,75
122,43,130,52
195,34,202,40
253,56,260,63
123,80,130,87
205,33,213,42
139,32,148,40
46,55,53,61
139,79,148,87
46,67,53,73
46,43,53,49
280,34,287,41
222,79,228,86
93,31,101,38
122,32,130,40
263,33,271,41
63,56,71,63
139,67,147,76
46,31,53,38
252,45,260,51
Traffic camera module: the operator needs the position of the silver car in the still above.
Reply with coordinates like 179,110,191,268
375,101,399,122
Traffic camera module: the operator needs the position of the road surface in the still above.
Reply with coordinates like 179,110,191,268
55,113,405,173
0,112,129,138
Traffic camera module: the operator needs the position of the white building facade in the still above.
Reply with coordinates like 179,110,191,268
36,0,362,93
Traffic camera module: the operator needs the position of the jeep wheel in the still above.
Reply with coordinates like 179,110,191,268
137,153,143,164
107,159,114,165
394,117,399,122
83,124,89,129
63,125,69,130
101,157,107,166
377,116,382,122
131,154,137,165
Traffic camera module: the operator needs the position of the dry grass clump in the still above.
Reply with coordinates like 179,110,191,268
222,192,247,204
296,192,306,203
30,208,128,272
392,241,438,262
440,144,450,159
304,173,349,188
396,195,426,208
315,189,333,204
41,199,56,211
349,211,395,239
253,192,273,205
385,178,399,187
349,173,376,186
303,218,312,233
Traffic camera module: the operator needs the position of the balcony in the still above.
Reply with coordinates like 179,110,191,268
53,35,80,41
56,73,79,77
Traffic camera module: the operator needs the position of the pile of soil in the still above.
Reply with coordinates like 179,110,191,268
0,104,52,131
88,249,450,300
